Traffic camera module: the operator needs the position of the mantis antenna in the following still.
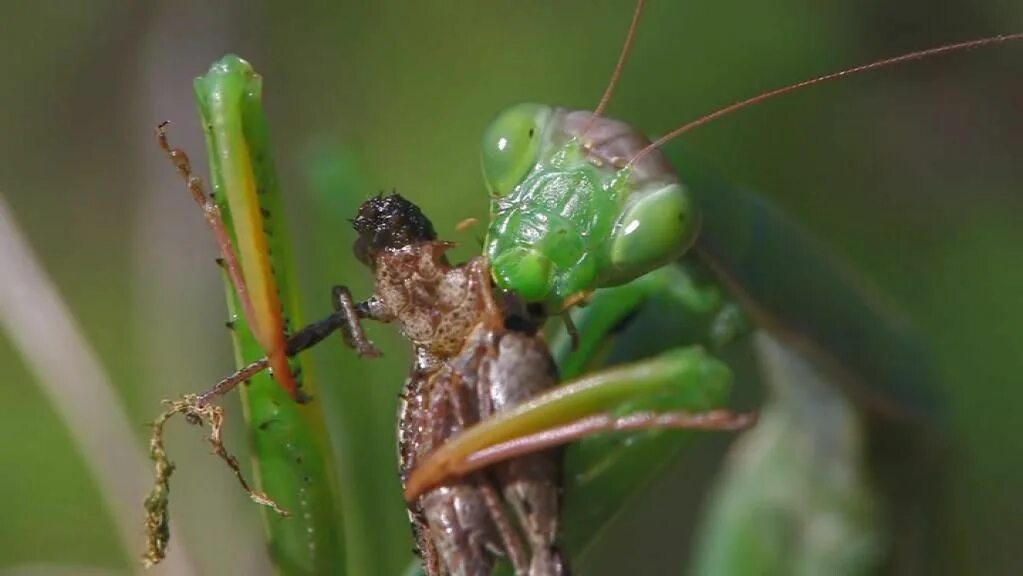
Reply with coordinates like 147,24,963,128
580,0,646,140
630,32,1023,165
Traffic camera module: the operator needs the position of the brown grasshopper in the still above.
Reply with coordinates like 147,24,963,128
343,193,567,576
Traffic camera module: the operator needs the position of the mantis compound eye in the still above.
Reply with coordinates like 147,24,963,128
607,182,698,284
480,103,552,197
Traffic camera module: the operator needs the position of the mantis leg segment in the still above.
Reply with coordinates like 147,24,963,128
405,346,739,501
553,262,745,379
452,409,756,482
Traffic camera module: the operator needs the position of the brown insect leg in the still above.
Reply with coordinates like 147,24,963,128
485,332,565,576
155,121,258,334
447,370,530,575
477,479,530,575
331,285,382,357
193,357,270,407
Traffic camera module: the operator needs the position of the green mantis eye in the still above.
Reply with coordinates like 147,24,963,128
481,103,552,197
607,182,699,284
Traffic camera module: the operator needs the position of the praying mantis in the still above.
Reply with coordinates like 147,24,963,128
142,2,1022,574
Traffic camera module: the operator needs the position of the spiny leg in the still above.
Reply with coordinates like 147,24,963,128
456,409,755,479
191,288,382,408
143,284,386,565
553,263,744,379
476,479,530,575
193,357,269,407
445,369,531,575
404,346,753,501
407,408,754,502
155,121,259,337
484,332,565,576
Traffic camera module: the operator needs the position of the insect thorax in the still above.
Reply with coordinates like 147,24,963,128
373,244,487,358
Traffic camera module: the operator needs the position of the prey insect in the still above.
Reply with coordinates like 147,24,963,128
343,195,752,575
343,194,567,575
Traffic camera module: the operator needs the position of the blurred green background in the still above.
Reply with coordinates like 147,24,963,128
0,1,1020,574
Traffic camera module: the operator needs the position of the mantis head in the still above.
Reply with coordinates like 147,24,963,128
480,104,698,310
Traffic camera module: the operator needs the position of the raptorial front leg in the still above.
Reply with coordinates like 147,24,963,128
552,262,748,379
404,346,755,501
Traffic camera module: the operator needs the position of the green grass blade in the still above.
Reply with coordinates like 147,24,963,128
193,54,346,575
302,145,419,574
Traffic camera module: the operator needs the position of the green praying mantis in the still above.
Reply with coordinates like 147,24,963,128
142,1,1023,573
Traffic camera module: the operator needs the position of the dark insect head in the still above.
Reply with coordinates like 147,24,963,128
352,192,437,267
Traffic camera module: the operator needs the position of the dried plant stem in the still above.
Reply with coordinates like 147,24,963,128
143,393,287,568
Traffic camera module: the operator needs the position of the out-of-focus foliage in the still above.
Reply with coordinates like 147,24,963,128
693,333,881,576
0,1,1020,575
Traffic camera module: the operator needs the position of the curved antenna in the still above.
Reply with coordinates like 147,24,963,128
580,0,646,140
630,33,1023,165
